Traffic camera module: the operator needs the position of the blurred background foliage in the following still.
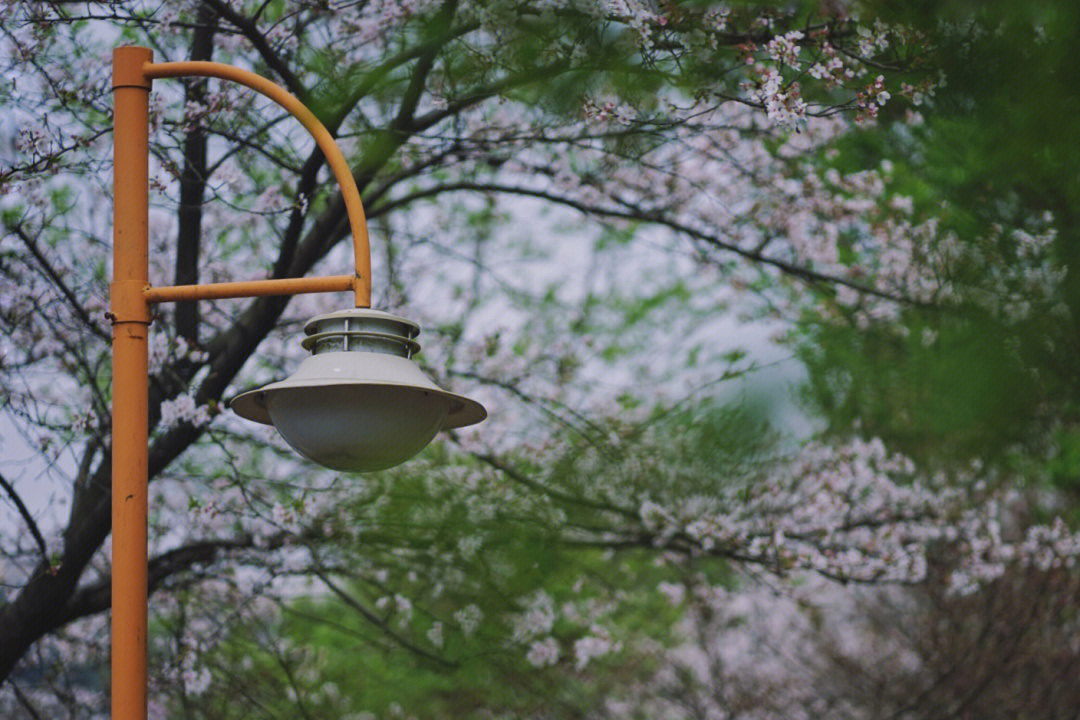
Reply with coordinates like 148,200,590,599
799,0,1080,504
169,403,763,718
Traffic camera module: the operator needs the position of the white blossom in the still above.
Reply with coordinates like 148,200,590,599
512,590,556,642
525,637,561,667
657,581,685,605
179,657,211,696
159,394,210,429
573,626,621,669
426,621,444,648
766,30,804,66
453,604,483,637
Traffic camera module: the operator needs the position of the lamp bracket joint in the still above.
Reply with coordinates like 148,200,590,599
109,280,153,325
112,47,153,89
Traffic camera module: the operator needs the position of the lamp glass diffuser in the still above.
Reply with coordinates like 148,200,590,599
231,309,486,471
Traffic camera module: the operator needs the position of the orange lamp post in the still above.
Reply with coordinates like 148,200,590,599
110,45,483,719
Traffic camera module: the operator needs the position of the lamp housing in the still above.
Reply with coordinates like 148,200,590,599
231,309,485,472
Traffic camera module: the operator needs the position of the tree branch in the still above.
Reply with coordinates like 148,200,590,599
200,0,309,102
465,449,636,519
325,18,481,130
392,0,456,128
7,681,43,720
8,224,108,341
0,472,49,565
369,181,931,306
174,4,218,342
56,536,266,626
312,568,456,668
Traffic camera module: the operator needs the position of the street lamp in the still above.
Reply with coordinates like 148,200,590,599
231,308,486,471
110,46,484,720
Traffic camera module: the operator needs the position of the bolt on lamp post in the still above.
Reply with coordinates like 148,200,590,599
110,46,484,719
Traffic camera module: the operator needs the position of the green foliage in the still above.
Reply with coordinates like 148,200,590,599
798,311,1042,465
176,398,768,718
798,1,1080,480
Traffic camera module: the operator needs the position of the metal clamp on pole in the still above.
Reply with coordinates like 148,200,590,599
109,280,153,325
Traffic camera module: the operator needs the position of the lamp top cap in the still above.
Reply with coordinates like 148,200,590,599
113,46,154,90
302,308,420,338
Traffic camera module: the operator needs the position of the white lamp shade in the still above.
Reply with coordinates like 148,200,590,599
231,310,486,472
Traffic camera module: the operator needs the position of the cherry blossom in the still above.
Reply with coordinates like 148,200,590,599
573,625,621,669
766,30,804,66
453,604,483,637
511,590,556,642
525,637,561,668
159,393,212,429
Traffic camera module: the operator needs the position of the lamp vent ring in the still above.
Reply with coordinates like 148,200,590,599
300,309,423,358
302,329,420,357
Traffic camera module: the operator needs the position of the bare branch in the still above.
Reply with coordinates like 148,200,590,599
463,449,637,519
8,224,109,341
174,3,218,342
370,181,931,306
311,568,456,668
57,536,272,625
7,681,44,720
0,472,49,566
200,0,309,102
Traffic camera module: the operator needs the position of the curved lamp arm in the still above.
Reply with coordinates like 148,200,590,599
144,60,372,307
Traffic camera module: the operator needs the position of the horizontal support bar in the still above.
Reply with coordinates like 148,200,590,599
144,275,356,304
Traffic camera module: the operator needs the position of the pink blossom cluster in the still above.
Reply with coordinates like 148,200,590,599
509,589,624,670
159,393,212,429
855,75,892,123
765,30,804,66
752,68,808,128
582,98,636,126
630,436,1080,591
807,46,856,87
